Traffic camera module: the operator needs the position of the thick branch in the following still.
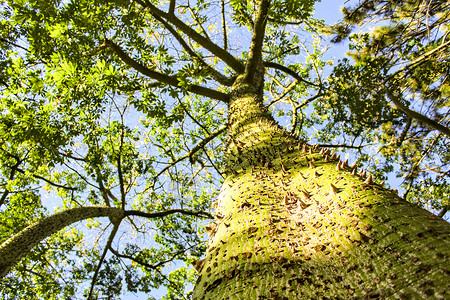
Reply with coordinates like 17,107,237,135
0,187,9,207
386,90,450,137
244,0,271,84
105,39,230,102
137,0,244,73
0,207,125,278
168,0,175,15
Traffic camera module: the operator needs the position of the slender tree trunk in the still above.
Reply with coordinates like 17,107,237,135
193,79,450,299
0,207,124,278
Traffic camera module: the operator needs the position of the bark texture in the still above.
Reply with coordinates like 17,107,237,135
192,79,450,299
0,206,124,278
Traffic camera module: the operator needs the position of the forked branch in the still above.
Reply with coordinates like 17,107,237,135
136,0,244,73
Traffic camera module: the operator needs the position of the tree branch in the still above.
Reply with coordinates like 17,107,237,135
168,0,175,15
117,129,126,209
105,39,230,102
265,61,320,87
109,247,189,300
152,125,226,181
438,208,448,218
125,208,213,219
110,244,196,270
243,0,271,84
0,158,22,207
95,169,117,207
221,0,228,51
88,221,121,300
177,97,210,134
0,207,125,278
136,0,245,73
14,167,78,191
318,143,366,149
386,89,450,138
150,13,234,86
385,39,450,82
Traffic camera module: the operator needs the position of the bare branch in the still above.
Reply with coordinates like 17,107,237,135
95,169,117,207
109,247,189,300
111,244,196,270
177,96,210,134
318,143,366,149
117,129,126,209
168,0,175,15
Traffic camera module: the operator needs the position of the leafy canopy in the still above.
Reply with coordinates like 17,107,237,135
0,0,448,298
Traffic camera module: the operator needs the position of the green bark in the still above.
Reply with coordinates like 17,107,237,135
193,80,450,299
0,207,124,278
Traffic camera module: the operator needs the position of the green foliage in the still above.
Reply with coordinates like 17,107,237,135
229,0,316,26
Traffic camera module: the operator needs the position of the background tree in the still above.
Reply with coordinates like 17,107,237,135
0,0,449,299
324,0,450,216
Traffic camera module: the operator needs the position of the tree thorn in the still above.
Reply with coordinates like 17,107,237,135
330,183,339,196
365,174,373,185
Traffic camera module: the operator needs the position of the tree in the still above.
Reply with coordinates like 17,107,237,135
0,0,449,299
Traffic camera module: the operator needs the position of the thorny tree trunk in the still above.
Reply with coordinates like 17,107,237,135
192,77,450,299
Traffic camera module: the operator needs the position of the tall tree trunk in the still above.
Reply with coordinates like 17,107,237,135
192,79,450,299
0,207,124,278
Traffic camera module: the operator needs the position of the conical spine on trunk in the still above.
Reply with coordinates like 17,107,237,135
193,78,450,299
